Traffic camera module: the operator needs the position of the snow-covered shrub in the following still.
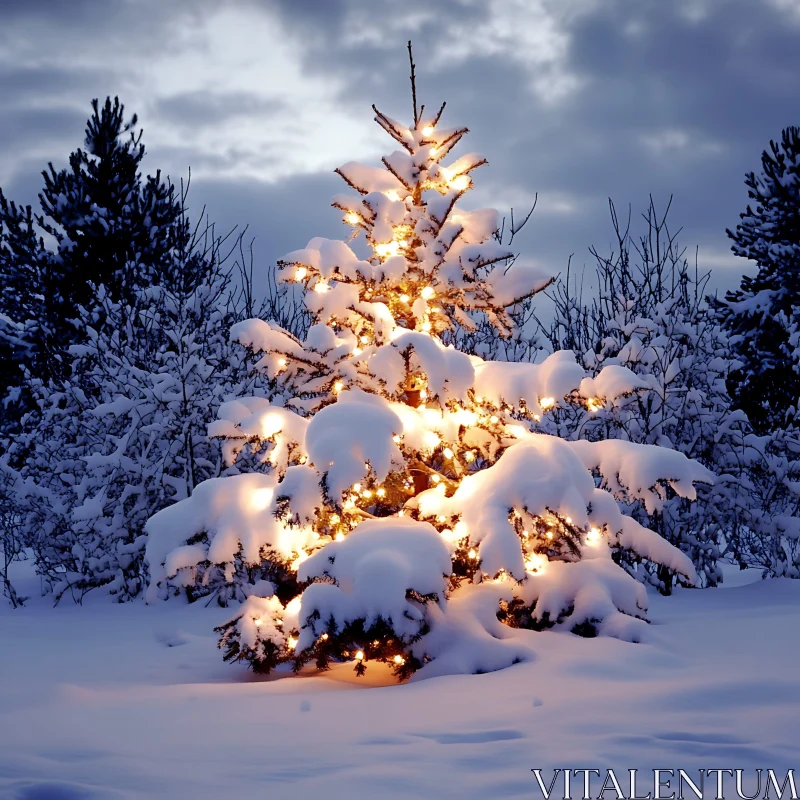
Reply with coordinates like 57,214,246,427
11,222,254,602
146,70,713,679
539,198,752,592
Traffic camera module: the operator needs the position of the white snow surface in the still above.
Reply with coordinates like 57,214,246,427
0,561,796,799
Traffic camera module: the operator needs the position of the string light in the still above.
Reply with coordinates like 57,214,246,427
400,294,410,303
330,514,340,524
421,321,432,332
353,347,362,356
287,636,298,650
430,146,439,157
376,488,386,498
360,335,370,344
468,549,479,560
333,381,344,393
394,654,406,665
321,633,329,641
392,434,402,443
464,451,475,462
442,447,454,459
384,190,401,201
355,650,364,661
295,266,307,280
314,282,330,293
587,397,602,412
254,618,263,627
277,358,287,368
454,521,467,537
540,397,555,410
353,483,362,493
421,125,434,136
421,286,435,300
431,474,441,484
345,212,361,225
376,241,400,259
451,174,470,192
420,389,428,401
489,415,499,424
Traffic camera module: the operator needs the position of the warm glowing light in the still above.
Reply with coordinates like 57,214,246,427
420,389,428,401
288,636,298,650
353,483,362,493
525,553,547,574
345,212,361,225
586,527,602,546
384,190,401,201
392,434,402,443
421,125,435,136
436,515,446,523
335,532,345,541
295,266,307,281
277,358,287,368
353,347,362,356
464,451,475,463
330,514,340,524
454,521,468,538
587,397,602,412
254,618,263,627
314,281,330,293
250,488,273,511
489,415,499,424
400,294,410,303
321,633,329,641
375,241,400,259
333,381,344,393
423,431,441,449
376,488,386,498
451,174,470,192
430,146,439,157
468,549,479,560
565,517,573,524
546,531,553,540
420,286,435,300
360,335,370,344
540,397,555,410
421,321,432,332
362,489,373,499
355,650,364,661
442,447,454,460
394,654,406,665
431,474,441,484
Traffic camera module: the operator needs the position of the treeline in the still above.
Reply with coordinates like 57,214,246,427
1,97,799,606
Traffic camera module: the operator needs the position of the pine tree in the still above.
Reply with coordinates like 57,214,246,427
0,96,185,399
145,47,713,680
718,126,800,434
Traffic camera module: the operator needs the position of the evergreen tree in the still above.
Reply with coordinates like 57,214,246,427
718,126,800,434
145,50,713,680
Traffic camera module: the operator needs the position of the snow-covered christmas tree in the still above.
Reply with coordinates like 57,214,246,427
146,47,713,679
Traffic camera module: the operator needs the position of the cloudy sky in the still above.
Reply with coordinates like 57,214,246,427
1,0,799,299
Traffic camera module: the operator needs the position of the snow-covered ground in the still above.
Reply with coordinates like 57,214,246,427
0,563,798,800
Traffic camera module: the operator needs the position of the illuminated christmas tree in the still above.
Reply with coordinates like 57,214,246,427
145,45,713,680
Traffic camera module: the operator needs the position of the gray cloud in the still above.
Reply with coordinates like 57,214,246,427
0,0,797,305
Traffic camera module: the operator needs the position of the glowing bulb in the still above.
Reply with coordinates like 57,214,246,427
335,532,345,541
540,397,555,410
431,474,441,484
587,397,602,412
360,335,370,344
355,650,364,661
420,286,435,300
353,347,362,356
468,549,479,560
392,434,402,443
454,521,468,538
363,489,373,499
250,488,273,511
430,146,439,157
421,125,434,137
384,190,401,201
254,618,263,627
464,451,475,463
345,212,361,225
333,381,344,393
394,654,406,665
420,389,428,401
277,358,287,368
490,415,499,424
421,321,432,332
546,531,553,540
376,488,386,498
586,527,601,546
314,282,330,293
321,633,329,641
287,636,298,650
375,241,400,258
566,517,573,524
400,294,410,303
295,266,307,281
451,174,470,192
353,483,362,493
330,514,340,524
442,447,454,460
